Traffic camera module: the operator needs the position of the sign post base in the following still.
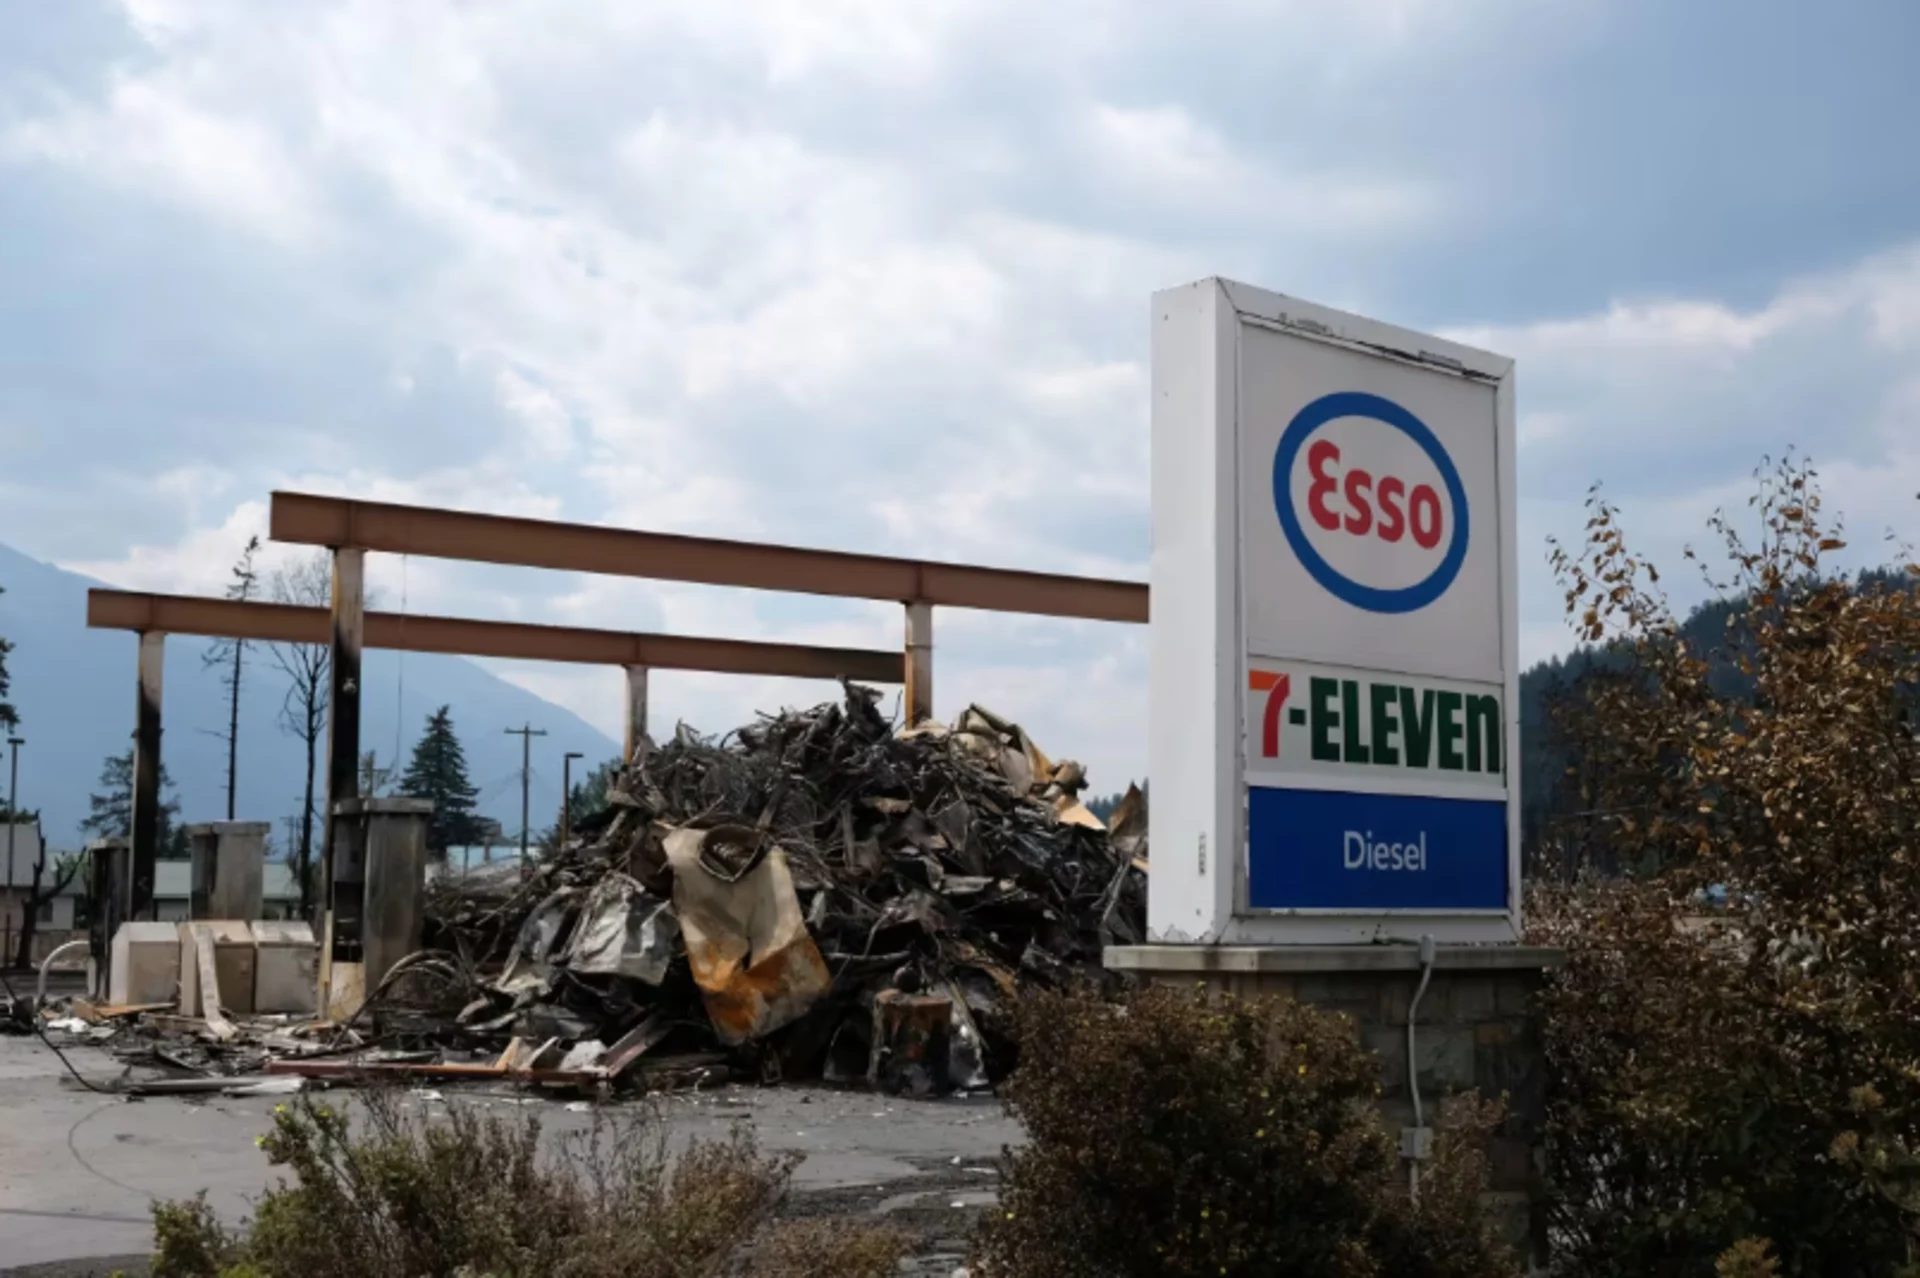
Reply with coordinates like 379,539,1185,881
1106,942,1562,1266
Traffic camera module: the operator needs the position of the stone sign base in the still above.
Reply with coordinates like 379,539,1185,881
1105,943,1562,1265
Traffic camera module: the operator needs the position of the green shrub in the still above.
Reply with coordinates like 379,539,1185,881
151,1092,905,1278
151,1193,240,1278
969,984,1518,1278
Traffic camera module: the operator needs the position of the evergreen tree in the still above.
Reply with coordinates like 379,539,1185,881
400,705,486,857
81,748,188,855
0,584,17,730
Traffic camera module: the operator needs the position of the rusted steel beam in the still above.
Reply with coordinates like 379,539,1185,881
624,664,650,764
87,590,902,682
270,491,1150,624
904,602,933,726
129,633,165,919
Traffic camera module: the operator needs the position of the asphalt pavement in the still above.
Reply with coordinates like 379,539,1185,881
0,1032,1015,1273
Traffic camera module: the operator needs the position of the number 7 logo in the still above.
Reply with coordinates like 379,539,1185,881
1248,670,1291,759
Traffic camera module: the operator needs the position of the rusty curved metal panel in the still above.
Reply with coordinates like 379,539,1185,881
662,826,831,1045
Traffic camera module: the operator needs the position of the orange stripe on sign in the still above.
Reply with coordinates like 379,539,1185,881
1248,670,1282,691
1261,673,1290,759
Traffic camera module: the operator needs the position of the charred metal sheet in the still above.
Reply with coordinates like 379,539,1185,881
663,826,831,1047
562,875,677,986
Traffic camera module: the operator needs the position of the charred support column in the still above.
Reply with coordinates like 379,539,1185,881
624,663,650,763
318,547,365,1010
904,602,933,726
130,632,166,919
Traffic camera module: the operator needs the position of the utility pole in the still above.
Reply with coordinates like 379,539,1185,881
561,751,583,848
6,736,21,957
504,724,547,862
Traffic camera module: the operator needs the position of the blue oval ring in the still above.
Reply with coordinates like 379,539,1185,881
1270,391,1469,614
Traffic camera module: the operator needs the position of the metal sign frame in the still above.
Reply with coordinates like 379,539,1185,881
1149,278,1520,946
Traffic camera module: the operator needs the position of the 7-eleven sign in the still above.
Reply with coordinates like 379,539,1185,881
1248,669,1292,760
1246,659,1505,787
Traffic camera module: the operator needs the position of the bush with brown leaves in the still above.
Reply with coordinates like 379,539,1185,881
1536,458,1920,1275
970,984,1517,1278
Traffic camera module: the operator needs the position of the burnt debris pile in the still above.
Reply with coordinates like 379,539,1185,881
414,683,1147,1092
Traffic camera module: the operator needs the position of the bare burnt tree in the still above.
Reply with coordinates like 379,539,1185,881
12,833,77,969
201,536,262,820
265,552,329,919
265,551,382,918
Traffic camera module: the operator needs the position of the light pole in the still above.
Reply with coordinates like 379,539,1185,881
6,736,23,961
561,752,584,848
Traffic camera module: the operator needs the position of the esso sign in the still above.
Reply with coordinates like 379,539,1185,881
1272,391,1470,614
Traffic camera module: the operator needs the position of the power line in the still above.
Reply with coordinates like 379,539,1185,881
502,724,547,861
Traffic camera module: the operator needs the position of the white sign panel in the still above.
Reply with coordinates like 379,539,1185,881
1240,331,1503,683
1148,279,1520,946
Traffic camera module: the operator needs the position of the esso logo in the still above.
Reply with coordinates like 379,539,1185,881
1271,391,1469,614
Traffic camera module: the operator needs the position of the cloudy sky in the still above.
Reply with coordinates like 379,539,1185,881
2,0,1917,794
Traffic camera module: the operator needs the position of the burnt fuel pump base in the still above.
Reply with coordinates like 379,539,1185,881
322,797,433,1020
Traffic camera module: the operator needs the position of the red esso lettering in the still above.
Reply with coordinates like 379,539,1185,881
1304,441,1443,550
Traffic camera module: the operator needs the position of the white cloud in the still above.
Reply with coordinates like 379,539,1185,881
495,368,575,457
1080,102,1438,235
62,498,268,595
3,0,1917,797
4,77,323,245
1481,244,1920,655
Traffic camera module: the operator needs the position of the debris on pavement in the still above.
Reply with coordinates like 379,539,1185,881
31,685,1146,1100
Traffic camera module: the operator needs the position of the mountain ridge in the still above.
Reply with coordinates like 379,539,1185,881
0,540,619,849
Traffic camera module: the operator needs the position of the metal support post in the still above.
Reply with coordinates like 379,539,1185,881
5,735,21,916
904,602,933,726
131,632,165,919
318,547,364,1008
561,751,583,848
624,664,650,764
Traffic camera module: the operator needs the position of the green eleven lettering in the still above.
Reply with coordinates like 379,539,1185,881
1341,680,1370,765
1399,687,1434,768
1437,691,1464,771
1300,678,1500,775
1369,683,1400,767
1310,677,1342,762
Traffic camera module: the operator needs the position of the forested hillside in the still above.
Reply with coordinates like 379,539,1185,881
1518,567,1910,873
